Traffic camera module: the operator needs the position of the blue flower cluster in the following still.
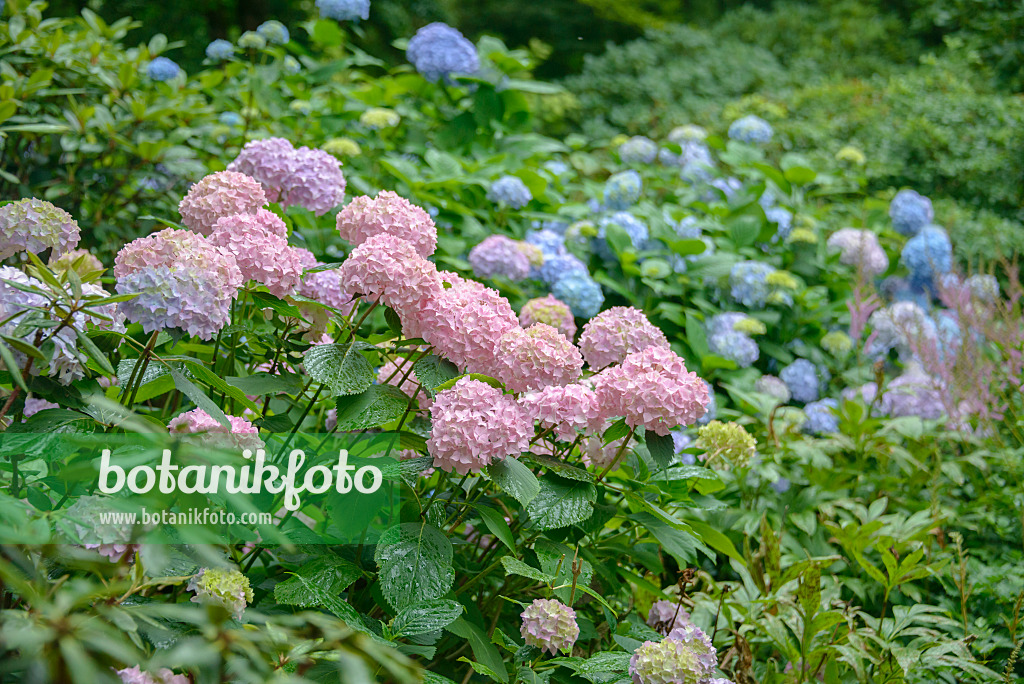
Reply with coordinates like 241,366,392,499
698,380,717,425
889,189,933,236
317,0,370,21
707,313,760,368
618,136,658,164
780,358,827,403
205,39,234,61
487,176,532,209
728,115,773,144
901,226,952,290
147,57,180,81
803,399,839,434
552,271,604,319
538,253,587,286
765,206,793,242
603,170,642,211
729,260,776,307
406,22,479,84
257,20,290,45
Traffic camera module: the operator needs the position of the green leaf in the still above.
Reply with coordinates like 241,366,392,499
413,354,461,397
249,290,304,319
447,618,508,682
1,335,44,361
281,572,367,632
274,556,362,607
226,372,304,397
384,307,404,336
334,384,409,430
602,418,629,443
645,432,675,470
486,458,541,506
501,556,555,583
686,520,744,564
390,599,464,637
376,523,455,611
304,341,376,396
177,359,261,415
525,453,594,483
169,368,230,428
0,340,27,392
526,476,597,531
476,505,516,553
631,512,702,565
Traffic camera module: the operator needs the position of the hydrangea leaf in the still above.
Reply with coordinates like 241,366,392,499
303,341,376,396
525,476,596,531
413,354,461,397
644,431,675,470
334,384,410,430
390,599,464,637
274,555,362,607
486,457,541,506
375,523,455,611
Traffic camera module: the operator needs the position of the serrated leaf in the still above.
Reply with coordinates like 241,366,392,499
334,384,410,430
645,432,675,470
226,372,304,397
525,453,594,482
274,556,362,607
304,341,376,396
250,290,304,319
376,523,454,611
526,476,596,531
486,458,540,506
413,354,461,397
390,599,463,637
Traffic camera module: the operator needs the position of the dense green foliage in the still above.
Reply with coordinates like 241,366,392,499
1,1,1023,683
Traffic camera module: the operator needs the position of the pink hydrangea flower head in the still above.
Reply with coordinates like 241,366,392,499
278,146,347,215
210,216,304,297
23,397,58,418
579,306,669,370
377,357,432,411
492,324,583,393
169,408,262,452
594,346,709,435
186,567,253,619
210,207,288,240
426,377,531,475
227,137,296,202
468,235,531,281
116,666,189,684
336,191,437,258
666,622,718,673
520,383,601,441
826,228,889,276
519,295,577,339
0,198,80,259
629,638,712,684
339,233,442,325
178,171,267,235
114,229,242,339
520,598,580,655
417,278,519,372
647,600,692,635
293,247,354,314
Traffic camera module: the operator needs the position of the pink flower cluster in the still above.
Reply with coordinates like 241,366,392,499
519,294,576,338
210,211,306,297
468,235,531,281
827,228,889,276
228,138,346,214
579,306,669,370
426,378,532,474
594,346,709,436
178,171,267,235
492,324,583,393
647,600,691,635
117,666,188,684
336,191,438,258
520,598,580,655
168,408,262,451
521,383,601,441
339,232,443,323
0,198,80,259
114,228,242,339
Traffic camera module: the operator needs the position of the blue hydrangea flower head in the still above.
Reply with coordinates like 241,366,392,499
218,112,243,127
539,252,587,286
618,136,658,164
257,20,289,44
487,175,532,209
525,229,565,258
660,140,713,169
766,206,793,242
901,226,952,289
728,115,773,144
603,170,642,211
671,430,695,465
317,0,370,21
729,260,776,307
205,39,234,61
697,380,717,426
544,160,570,177
889,189,933,236
147,57,180,81
708,328,759,368
406,22,479,84
770,477,791,494
283,55,301,75
966,274,999,302
597,212,649,250
780,358,826,403
707,176,742,202
551,272,604,318
803,399,839,434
